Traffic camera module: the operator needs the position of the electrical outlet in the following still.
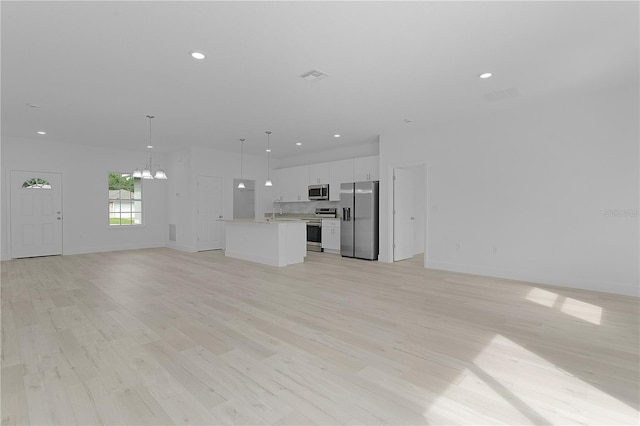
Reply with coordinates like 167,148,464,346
455,243,461,252
492,246,498,255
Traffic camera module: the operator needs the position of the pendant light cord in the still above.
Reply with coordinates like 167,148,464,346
147,115,154,168
240,138,245,179
266,131,272,179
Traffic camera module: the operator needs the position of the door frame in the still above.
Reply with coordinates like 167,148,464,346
392,167,414,262
389,162,428,266
9,169,64,259
196,175,224,251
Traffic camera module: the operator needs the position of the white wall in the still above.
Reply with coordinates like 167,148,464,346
233,179,256,219
412,164,426,255
165,145,274,252
275,140,379,169
1,137,166,260
165,148,192,252
0,137,339,259
380,85,639,296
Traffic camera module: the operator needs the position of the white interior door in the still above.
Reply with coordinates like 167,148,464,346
197,175,223,251
393,167,414,261
10,170,63,258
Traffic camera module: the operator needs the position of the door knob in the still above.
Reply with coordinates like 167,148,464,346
218,215,223,218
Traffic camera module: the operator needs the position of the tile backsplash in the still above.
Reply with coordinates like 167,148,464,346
273,200,340,215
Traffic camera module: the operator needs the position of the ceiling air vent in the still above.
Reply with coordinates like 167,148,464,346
300,69,329,82
483,88,521,102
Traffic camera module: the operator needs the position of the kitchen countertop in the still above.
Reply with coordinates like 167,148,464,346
264,213,341,220
219,218,308,224
264,213,317,220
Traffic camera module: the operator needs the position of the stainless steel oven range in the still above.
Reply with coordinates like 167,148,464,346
306,207,337,252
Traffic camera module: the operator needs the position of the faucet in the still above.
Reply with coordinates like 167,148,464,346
272,199,281,219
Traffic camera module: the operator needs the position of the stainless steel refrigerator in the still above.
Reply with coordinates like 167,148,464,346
340,181,379,260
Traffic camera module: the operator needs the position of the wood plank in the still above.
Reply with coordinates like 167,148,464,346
1,305,22,367
110,384,173,425
141,340,228,410
0,248,637,425
1,364,30,425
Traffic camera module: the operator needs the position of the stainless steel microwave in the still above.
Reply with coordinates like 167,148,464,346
308,184,329,200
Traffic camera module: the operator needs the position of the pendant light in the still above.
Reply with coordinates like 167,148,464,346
237,138,246,189
265,131,273,187
133,115,167,180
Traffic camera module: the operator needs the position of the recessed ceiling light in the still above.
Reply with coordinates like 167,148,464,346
333,134,341,138
190,51,206,60
479,72,493,79
147,145,153,149
37,131,46,135
296,142,302,146
265,148,271,152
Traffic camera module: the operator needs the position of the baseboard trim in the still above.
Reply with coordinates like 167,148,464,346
426,260,638,297
165,242,196,253
224,249,280,266
63,242,165,256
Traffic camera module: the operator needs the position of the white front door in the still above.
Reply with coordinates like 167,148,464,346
197,175,224,251
393,167,414,261
10,171,63,258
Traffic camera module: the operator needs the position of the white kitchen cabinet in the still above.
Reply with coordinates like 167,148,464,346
329,159,354,201
354,156,379,181
308,163,330,185
289,165,309,201
322,219,341,253
274,156,377,202
224,220,307,266
273,166,309,202
271,168,289,202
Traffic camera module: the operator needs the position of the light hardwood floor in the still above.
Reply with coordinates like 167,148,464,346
1,248,638,425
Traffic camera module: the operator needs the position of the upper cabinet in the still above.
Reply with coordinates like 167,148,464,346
271,168,289,202
273,166,308,202
308,163,330,185
289,166,309,202
329,159,354,201
354,156,379,182
272,156,378,202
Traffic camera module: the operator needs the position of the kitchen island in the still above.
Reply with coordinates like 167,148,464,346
221,219,306,267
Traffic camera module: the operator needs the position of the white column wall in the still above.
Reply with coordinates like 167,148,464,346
412,164,426,255
164,145,274,252
165,148,192,252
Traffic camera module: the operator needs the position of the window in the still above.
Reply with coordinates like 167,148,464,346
108,172,142,226
22,178,52,189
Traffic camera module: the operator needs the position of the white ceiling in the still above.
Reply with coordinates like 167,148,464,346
2,1,638,159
